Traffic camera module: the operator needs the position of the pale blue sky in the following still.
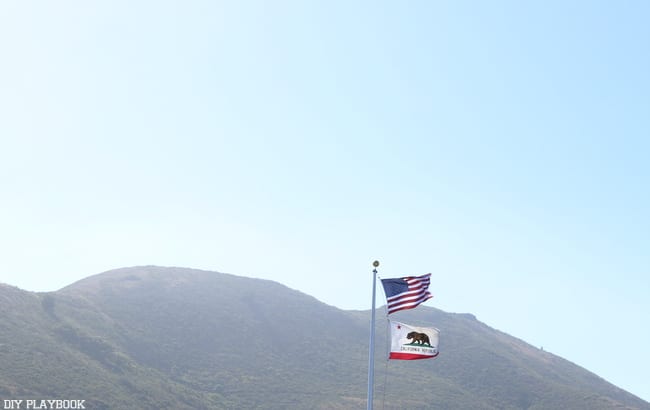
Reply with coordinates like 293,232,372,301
1,0,649,402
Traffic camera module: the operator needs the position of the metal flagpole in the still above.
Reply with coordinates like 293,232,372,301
367,260,380,410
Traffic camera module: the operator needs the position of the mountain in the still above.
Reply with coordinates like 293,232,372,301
0,266,647,409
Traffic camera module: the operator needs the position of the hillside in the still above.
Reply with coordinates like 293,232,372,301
0,266,647,409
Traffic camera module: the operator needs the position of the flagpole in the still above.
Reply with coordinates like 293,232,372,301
367,260,379,410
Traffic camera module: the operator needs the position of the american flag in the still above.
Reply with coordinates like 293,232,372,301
380,273,433,314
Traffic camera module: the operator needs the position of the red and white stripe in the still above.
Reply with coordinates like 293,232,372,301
386,273,433,314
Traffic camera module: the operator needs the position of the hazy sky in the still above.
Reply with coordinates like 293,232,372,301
1,0,648,402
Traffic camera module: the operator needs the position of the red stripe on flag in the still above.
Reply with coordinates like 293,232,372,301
389,352,439,360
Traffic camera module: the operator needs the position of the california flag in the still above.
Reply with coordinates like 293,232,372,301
389,321,440,360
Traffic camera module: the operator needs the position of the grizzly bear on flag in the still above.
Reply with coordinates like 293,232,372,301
406,331,431,346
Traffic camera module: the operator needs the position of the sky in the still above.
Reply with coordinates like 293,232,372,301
1,0,648,402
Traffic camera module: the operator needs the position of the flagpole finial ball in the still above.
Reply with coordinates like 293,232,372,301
373,260,380,267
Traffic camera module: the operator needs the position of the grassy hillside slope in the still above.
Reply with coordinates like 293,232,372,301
0,266,646,409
